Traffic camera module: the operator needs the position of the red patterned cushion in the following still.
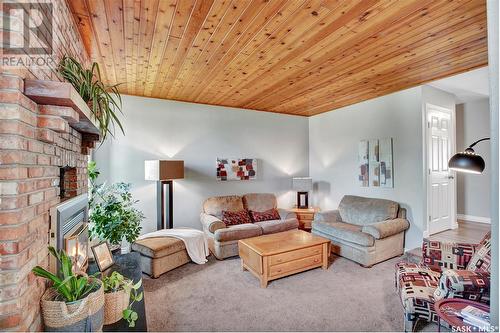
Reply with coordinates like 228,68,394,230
221,210,252,226
249,208,281,222
422,239,475,272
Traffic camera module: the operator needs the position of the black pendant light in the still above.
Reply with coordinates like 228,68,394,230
448,137,490,174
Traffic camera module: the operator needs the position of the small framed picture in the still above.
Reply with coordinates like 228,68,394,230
91,242,114,272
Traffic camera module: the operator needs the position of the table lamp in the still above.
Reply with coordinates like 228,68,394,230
145,160,184,229
292,177,312,209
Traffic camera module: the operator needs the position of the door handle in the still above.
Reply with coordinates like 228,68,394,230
447,175,454,179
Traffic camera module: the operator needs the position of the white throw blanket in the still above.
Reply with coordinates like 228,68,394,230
138,228,209,264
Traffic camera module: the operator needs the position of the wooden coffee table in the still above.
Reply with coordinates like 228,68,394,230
238,230,330,288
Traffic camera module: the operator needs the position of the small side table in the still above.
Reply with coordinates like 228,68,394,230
435,298,490,332
288,207,320,231
88,252,147,332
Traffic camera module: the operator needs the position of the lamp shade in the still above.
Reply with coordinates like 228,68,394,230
145,160,184,180
448,149,485,174
292,177,312,192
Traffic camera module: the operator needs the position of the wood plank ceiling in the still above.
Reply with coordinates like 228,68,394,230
68,0,488,116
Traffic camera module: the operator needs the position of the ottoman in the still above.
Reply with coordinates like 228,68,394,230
131,237,190,278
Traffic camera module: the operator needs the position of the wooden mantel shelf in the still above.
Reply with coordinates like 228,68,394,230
24,79,101,136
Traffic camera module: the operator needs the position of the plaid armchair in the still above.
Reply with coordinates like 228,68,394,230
395,232,491,332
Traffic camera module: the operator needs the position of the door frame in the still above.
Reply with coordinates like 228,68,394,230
423,103,457,237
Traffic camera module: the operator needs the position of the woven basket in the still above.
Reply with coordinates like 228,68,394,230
103,288,130,325
41,278,104,332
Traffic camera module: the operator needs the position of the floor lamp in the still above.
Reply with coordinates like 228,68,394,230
145,160,184,230
448,137,490,174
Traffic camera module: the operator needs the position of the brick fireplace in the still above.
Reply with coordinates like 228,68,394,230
0,1,94,330
0,73,98,331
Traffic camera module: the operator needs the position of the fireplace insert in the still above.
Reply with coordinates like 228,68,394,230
50,194,89,273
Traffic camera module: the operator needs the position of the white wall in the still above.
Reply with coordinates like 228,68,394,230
96,86,458,250
456,99,491,221
94,95,309,234
486,0,499,322
308,86,455,250
309,87,424,250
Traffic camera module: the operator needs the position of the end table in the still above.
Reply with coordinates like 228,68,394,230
435,298,490,332
88,252,148,332
289,207,320,231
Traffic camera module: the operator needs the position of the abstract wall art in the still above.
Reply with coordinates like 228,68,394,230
369,139,380,187
358,140,369,187
358,138,393,188
378,138,393,188
217,158,257,181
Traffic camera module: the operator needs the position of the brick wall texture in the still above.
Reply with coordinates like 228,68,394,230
0,0,92,331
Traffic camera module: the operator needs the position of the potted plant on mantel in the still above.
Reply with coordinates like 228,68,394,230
58,55,124,140
32,247,104,331
88,161,144,253
102,271,143,327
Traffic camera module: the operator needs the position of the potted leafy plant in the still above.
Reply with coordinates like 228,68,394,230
58,55,124,140
88,161,144,251
32,247,104,331
102,271,143,327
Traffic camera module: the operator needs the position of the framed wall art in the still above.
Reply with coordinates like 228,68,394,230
358,138,393,188
216,158,257,181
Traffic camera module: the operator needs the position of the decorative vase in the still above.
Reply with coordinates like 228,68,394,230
103,288,130,325
120,240,131,254
40,278,104,331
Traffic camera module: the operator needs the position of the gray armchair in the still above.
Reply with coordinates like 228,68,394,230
312,195,409,267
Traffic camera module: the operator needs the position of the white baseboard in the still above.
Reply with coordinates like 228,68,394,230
457,214,491,224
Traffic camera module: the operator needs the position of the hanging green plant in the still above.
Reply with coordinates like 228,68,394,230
58,55,124,140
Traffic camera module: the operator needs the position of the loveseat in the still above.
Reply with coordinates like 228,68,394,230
311,195,409,267
200,193,299,259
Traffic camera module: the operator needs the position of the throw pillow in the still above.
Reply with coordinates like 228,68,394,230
221,210,252,226
249,208,281,222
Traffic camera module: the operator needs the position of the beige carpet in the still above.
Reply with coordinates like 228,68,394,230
143,255,434,332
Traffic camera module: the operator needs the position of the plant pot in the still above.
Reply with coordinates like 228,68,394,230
40,278,104,332
104,289,130,325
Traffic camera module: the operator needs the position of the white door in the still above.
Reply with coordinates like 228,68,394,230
426,105,456,235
